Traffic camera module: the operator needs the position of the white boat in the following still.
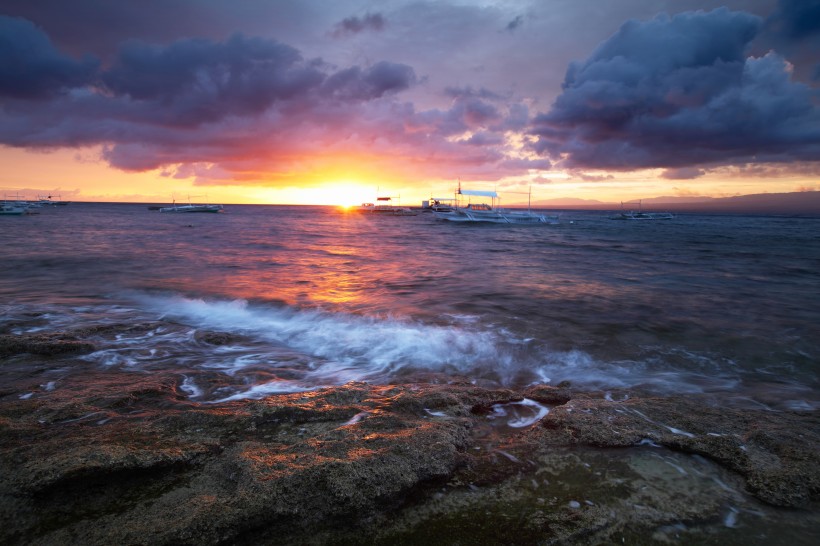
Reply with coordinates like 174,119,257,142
1,195,36,215
159,202,224,213
354,196,416,216
611,200,673,220
1,199,34,215
433,186,558,224
1,203,28,215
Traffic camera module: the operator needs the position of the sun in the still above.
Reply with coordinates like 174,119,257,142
319,182,374,207
318,182,371,207
247,181,376,206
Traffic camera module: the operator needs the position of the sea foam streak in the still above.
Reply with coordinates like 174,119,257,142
117,293,741,401
141,294,505,373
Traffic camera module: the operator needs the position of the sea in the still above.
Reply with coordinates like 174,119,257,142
3,202,820,543
1,202,818,409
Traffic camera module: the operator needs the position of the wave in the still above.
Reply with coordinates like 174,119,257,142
115,293,749,402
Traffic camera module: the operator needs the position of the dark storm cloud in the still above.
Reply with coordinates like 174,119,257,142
330,13,386,38
0,16,98,99
531,8,820,170
0,26,419,158
100,34,325,126
766,0,820,40
758,0,820,82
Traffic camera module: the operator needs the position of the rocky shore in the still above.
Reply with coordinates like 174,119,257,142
1,331,819,545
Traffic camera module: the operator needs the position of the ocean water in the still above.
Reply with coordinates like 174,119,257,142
1,203,818,408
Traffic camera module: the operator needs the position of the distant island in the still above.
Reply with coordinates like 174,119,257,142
526,191,820,216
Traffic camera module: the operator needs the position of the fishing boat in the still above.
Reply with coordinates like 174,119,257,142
0,202,28,215
611,200,673,220
37,195,70,206
159,200,224,213
1,195,36,215
354,196,416,215
433,185,558,224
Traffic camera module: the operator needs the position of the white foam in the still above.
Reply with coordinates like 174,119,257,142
490,398,550,428
179,376,203,398
211,380,314,402
115,293,765,401
138,294,509,380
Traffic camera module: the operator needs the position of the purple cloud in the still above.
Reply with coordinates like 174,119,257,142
322,61,416,101
0,16,532,181
331,13,386,38
531,8,820,170
0,16,98,99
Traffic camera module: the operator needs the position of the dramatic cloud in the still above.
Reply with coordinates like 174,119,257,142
0,18,531,181
3,2,818,194
100,34,326,126
0,16,98,99
531,7,820,170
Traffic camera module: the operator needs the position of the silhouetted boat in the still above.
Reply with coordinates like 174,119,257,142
355,196,416,215
611,200,673,220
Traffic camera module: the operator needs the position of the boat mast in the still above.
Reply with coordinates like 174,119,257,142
528,186,532,213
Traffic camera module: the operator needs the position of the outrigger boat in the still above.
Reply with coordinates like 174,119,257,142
1,195,37,215
354,196,416,215
610,200,673,220
433,183,558,224
159,197,224,213
1,202,28,215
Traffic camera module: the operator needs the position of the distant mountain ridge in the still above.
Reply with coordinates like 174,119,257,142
528,191,820,215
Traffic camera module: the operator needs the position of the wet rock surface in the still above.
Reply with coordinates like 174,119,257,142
1,352,819,544
0,333,96,358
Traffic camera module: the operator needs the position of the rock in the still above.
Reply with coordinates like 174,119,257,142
194,330,247,346
527,395,820,507
1,364,818,545
0,333,96,358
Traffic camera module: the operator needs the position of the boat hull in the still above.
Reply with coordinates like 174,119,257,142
434,210,558,224
159,205,224,213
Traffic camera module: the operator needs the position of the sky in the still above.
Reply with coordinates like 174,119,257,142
1,0,819,206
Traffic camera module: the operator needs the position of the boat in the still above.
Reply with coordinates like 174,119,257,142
354,196,417,216
159,201,224,213
1,195,37,215
37,195,70,206
610,200,674,220
433,185,558,224
1,202,28,216
421,197,456,213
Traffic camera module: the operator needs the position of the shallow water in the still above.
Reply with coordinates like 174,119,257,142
1,203,818,407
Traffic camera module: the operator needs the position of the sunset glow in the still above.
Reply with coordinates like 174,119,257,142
1,1,818,206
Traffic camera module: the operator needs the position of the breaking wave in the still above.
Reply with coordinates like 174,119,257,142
103,293,749,402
